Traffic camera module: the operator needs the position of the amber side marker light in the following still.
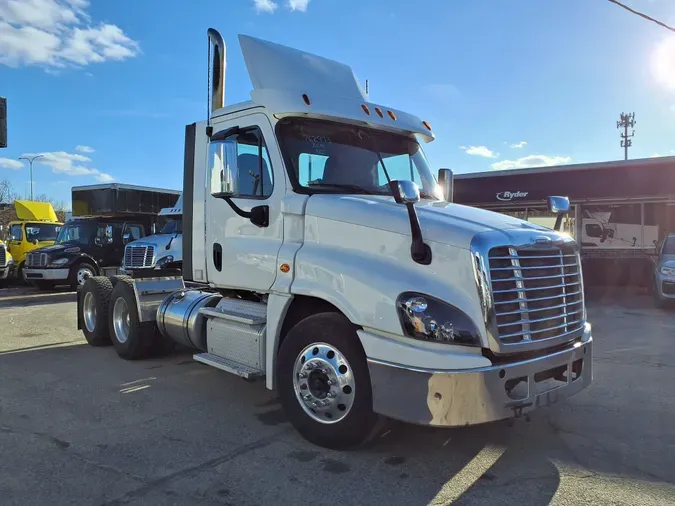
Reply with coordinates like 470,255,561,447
422,120,432,131
280,263,291,273
302,94,311,106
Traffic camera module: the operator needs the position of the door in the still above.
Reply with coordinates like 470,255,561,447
205,113,285,291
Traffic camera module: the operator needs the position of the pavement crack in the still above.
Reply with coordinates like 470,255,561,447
101,427,291,505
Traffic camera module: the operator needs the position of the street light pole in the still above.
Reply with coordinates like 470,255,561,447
18,154,43,201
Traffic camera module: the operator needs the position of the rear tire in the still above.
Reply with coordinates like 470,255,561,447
80,277,114,346
108,278,158,360
276,312,382,450
70,262,96,290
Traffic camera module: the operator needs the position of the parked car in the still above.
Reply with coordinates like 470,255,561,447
653,232,675,307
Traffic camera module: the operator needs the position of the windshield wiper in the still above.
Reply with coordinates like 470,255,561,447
308,183,376,195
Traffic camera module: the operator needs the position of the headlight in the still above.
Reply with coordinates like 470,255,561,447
396,292,482,347
50,258,69,266
157,255,174,267
661,265,675,276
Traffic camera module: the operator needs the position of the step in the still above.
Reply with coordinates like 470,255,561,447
199,298,267,325
193,352,264,380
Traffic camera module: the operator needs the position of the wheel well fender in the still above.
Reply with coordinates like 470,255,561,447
266,294,361,390
72,254,100,275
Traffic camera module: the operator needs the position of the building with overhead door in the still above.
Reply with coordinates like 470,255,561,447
453,156,675,287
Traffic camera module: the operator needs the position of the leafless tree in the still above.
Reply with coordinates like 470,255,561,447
0,179,19,204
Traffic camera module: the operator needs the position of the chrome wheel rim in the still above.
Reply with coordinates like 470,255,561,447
76,268,92,286
83,292,96,332
292,342,356,424
112,297,130,344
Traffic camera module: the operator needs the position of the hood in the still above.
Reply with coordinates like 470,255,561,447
659,253,675,266
14,200,58,222
305,195,551,249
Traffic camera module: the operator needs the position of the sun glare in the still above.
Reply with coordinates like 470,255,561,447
653,37,675,91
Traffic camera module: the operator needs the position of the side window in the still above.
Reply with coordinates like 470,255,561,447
126,224,144,241
297,153,329,186
209,127,274,198
10,224,23,241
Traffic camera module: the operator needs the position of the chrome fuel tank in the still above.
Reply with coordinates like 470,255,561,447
156,290,221,351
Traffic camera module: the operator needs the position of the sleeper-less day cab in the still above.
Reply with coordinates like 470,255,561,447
77,30,593,449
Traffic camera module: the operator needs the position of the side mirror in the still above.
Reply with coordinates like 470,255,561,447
151,223,157,235
390,180,421,205
123,233,132,244
547,196,570,215
210,138,240,198
32,239,39,246
547,196,570,231
437,168,454,202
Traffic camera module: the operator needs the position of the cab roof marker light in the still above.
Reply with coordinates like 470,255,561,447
422,120,432,131
388,110,397,121
374,107,384,118
302,93,311,106
361,104,370,115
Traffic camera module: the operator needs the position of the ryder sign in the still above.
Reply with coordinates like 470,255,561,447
496,190,528,202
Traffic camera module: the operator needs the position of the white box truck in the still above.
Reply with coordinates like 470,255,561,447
76,29,593,449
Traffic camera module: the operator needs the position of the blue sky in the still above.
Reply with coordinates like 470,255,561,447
1,0,675,207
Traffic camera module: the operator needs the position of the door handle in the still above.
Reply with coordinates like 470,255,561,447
213,243,222,272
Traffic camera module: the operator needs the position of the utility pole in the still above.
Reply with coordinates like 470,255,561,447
616,112,636,160
18,154,43,201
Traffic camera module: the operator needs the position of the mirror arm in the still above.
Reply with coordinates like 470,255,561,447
220,197,269,228
554,214,564,232
406,203,432,265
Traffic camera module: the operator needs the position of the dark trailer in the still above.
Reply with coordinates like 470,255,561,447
72,183,180,220
453,156,675,287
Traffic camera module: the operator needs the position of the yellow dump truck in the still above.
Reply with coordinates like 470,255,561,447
5,201,63,281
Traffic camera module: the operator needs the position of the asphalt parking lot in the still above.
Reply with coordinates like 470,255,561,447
0,286,674,505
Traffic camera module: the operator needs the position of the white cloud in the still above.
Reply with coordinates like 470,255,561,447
0,0,140,68
650,153,663,158
509,141,527,149
460,145,498,158
491,154,571,170
288,0,310,11
75,144,94,153
253,0,278,13
21,150,115,182
0,157,24,170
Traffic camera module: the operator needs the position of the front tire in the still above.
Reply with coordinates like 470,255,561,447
108,278,158,360
277,312,381,450
80,277,114,346
70,262,96,290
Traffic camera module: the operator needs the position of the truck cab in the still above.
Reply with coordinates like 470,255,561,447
5,200,63,280
122,194,182,272
0,238,13,285
77,30,593,450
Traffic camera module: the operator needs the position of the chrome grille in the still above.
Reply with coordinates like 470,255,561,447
124,245,155,268
0,245,6,267
27,252,48,267
488,244,584,344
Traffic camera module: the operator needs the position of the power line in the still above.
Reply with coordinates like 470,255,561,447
607,0,675,33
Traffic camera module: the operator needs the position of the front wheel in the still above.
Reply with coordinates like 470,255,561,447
70,262,96,290
277,312,382,450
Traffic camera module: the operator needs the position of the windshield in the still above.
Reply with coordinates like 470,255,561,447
159,218,182,235
56,221,95,246
277,117,440,199
26,223,62,242
663,236,675,254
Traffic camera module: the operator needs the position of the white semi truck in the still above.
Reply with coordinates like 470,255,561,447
122,194,183,272
77,29,593,449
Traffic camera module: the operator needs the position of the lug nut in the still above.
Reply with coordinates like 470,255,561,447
313,401,320,407
299,372,308,379
326,380,333,386
327,392,336,398
303,394,311,401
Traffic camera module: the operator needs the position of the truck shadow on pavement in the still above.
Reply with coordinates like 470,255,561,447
0,290,75,308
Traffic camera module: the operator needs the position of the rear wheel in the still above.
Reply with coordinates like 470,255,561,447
80,277,114,346
70,262,96,290
108,278,158,360
277,312,381,450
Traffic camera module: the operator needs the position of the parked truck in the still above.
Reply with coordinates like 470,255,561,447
4,200,63,281
122,194,182,272
77,30,593,449
24,184,180,290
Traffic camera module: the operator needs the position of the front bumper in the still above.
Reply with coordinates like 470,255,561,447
655,274,675,299
23,268,70,281
368,324,593,427
0,265,10,280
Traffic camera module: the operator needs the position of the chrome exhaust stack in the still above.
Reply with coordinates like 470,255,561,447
207,28,226,116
